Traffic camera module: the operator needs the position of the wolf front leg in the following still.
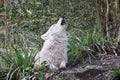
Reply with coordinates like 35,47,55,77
59,61,66,69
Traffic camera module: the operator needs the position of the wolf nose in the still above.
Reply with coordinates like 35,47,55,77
61,18,66,25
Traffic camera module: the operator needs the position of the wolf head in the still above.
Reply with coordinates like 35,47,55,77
41,18,67,40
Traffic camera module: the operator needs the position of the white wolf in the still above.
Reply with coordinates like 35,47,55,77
35,18,68,70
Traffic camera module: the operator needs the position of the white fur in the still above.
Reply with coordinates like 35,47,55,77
35,18,68,70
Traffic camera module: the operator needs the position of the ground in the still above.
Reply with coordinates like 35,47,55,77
45,54,120,80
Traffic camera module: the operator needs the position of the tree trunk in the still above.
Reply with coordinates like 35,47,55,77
96,0,120,41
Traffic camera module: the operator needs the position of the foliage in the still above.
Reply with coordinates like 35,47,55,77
95,0,120,39
0,0,96,33
68,29,109,65
0,44,44,80
113,66,120,80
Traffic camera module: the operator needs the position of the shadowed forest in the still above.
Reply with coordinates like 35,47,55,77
0,0,120,80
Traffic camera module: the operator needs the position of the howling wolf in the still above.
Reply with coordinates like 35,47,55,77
35,18,68,70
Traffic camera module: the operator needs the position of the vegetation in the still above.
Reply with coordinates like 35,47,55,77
68,29,108,65
0,44,45,80
0,0,120,80
113,66,120,80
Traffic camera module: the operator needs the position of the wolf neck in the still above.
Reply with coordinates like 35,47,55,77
54,32,67,40
46,32,67,46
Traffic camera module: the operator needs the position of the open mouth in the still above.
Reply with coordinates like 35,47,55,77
61,18,66,25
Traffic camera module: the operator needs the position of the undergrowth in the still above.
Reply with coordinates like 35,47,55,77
113,66,120,80
68,29,111,65
0,44,45,80
0,32,45,80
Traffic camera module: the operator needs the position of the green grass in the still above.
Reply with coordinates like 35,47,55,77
68,29,109,65
0,43,44,80
113,66,120,80
0,29,47,79
0,31,47,80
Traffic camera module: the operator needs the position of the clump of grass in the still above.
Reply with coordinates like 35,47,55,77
68,29,109,65
0,31,47,80
113,66,120,80
0,44,37,80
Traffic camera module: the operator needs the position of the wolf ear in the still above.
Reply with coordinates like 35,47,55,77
41,32,49,40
